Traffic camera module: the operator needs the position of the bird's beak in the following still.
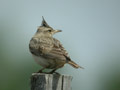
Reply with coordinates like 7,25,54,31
54,30,62,33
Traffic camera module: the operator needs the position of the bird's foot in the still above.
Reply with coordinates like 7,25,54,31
53,72,61,75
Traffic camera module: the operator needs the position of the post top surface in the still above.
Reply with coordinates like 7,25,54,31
32,73,72,77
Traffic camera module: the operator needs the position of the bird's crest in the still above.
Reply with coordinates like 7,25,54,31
41,16,51,28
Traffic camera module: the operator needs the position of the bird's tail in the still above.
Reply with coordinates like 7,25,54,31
68,60,84,69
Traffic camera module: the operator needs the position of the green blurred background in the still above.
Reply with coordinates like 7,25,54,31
0,0,120,90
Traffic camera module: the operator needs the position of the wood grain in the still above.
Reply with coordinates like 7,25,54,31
31,73,72,90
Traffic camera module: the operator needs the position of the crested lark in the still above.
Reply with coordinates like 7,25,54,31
29,17,83,73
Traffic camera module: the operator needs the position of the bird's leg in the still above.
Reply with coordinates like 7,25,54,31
49,69,57,74
49,68,60,75
37,67,45,73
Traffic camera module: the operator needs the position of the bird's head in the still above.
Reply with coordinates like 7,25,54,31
36,16,62,37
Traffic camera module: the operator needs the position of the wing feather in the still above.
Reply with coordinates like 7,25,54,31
29,37,70,61
42,38,70,61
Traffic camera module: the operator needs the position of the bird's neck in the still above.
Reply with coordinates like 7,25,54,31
33,33,53,39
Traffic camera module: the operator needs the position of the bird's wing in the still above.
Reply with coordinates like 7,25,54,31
29,37,68,61
52,38,69,57
52,38,82,69
42,38,71,61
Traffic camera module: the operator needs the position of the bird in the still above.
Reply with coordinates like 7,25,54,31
29,17,83,74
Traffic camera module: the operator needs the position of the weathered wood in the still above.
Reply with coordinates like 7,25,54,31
31,73,73,90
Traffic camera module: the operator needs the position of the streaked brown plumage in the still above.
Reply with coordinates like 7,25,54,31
29,17,83,73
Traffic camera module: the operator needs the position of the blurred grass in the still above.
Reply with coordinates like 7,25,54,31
0,32,40,90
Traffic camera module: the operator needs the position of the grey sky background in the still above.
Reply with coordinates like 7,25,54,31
0,0,120,90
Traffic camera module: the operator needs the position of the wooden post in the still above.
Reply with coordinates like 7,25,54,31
31,73,73,90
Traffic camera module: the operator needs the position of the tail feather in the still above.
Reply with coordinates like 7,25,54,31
68,61,84,69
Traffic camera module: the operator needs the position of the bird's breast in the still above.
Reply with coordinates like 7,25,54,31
32,54,65,69
32,54,50,67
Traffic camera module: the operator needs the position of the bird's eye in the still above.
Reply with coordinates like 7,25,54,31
48,30,52,32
